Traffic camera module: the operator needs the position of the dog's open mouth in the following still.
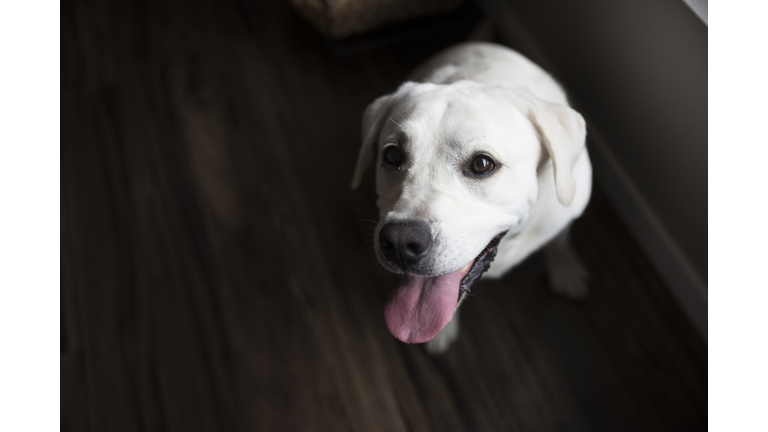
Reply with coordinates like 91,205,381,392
383,231,508,344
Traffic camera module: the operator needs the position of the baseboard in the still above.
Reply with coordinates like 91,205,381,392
587,130,708,342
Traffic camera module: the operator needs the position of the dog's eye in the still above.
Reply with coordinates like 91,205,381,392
383,147,404,166
471,155,495,174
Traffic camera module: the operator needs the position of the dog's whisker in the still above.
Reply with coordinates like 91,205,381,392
388,117,404,128
350,219,378,225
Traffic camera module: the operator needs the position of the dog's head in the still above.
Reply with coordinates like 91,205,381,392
351,81,585,344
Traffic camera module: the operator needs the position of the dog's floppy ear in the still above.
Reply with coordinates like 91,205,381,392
512,90,586,206
351,94,393,189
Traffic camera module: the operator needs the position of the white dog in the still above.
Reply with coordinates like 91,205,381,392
351,42,592,354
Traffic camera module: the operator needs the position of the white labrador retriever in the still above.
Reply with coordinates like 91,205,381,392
351,42,591,354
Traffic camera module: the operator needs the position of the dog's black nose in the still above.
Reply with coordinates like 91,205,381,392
379,220,433,270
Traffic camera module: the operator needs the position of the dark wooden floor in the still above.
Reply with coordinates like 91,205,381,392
61,0,707,430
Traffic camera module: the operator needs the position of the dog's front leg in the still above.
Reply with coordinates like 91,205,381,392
545,223,589,300
425,310,460,355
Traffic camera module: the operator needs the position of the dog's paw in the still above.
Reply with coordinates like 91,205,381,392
425,313,460,355
546,246,589,301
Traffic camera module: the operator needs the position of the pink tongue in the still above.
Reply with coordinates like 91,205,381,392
383,263,470,344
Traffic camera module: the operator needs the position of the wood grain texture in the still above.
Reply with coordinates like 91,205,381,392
61,0,706,430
